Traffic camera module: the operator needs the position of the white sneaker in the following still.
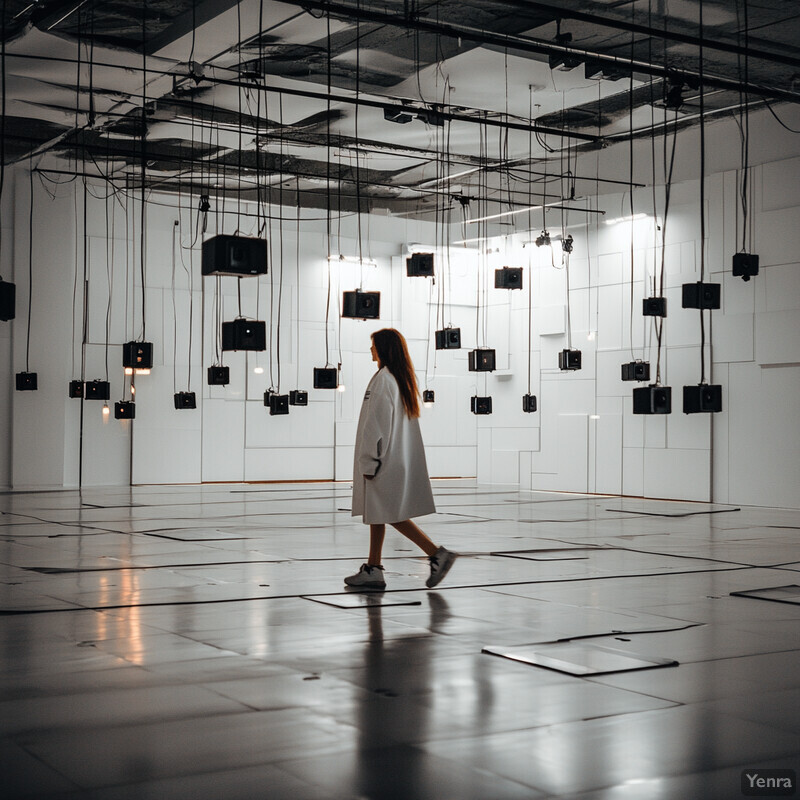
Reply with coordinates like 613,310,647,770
426,547,457,588
344,563,386,590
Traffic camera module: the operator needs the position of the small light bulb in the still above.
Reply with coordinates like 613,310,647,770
102,404,110,424
254,366,264,374
130,384,136,396
337,384,346,392
124,367,133,376
424,401,434,408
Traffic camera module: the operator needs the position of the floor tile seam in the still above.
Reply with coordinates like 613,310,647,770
0,564,757,616
6,735,83,792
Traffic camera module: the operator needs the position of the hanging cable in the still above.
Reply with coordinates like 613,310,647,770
699,0,707,385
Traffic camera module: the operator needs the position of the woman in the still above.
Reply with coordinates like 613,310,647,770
347,328,456,590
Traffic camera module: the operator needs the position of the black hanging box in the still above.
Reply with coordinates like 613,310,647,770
342,290,380,320
15,372,38,391
289,390,308,406
494,267,523,289
265,392,289,416
114,401,135,419
221,320,266,351
435,327,461,350
0,280,15,321
201,234,268,277
84,380,110,400
522,394,537,413
313,367,338,389
122,341,153,370
68,380,84,399
406,253,434,277
174,391,197,410
559,349,582,371
468,348,496,372
732,252,759,282
643,297,667,317
621,361,651,382
470,396,492,415
682,282,721,310
422,389,435,404
633,385,672,415
683,384,722,414
207,366,230,386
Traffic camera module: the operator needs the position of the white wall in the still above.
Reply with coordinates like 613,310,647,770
2,104,799,507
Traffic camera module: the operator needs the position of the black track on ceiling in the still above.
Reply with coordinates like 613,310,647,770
277,0,800,105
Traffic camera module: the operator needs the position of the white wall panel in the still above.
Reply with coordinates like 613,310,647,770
594,412,622,496
755,310,800,365
201,398,244,482
245,447,333,481
622,446,644,497
643,447,710,501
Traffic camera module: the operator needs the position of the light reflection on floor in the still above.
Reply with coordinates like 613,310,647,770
1,481,799,799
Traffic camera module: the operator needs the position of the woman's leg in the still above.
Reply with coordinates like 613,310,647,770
368,524,386,565
390,519,438,557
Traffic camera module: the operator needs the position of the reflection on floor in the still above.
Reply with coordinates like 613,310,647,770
1,481,799,799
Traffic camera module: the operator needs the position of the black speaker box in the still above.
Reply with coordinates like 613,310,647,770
221,320,266,351
495,267,523,289
313,367,338,389
621,361,651,382
522,394,537,413
207,366,230,386
68,380,84,398
114,401,135,419
85,380,110,400
633,385,672,415
732,252,759,282
289,390,308,406
406,252,434,277
643,297,667,317
0,280,15,321
122,341,153,370
470,396,492,415
16,372,38,391
682,281,721,310
683,384,722,414
342,290,380,319
435,327,461,350
559,349,582,371
468,348,496,372
174,391,197,409
267,393,289,416
422,389,435,404
202,234,268,277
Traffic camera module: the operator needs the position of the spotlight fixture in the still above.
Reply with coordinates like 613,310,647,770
384,106,414,124
562,235,574,254
683,384,722,414
15,372,38,391
342,290,381,320
114,401,135,420
470,396,493,415
422,389,435,407
468,348,496,372
0,279,15,321
207,366,230,386
548,32,582,71
633,385,672,415
643,297,667,317
584,58,630,81
494,267,523,289
68,380,84,399
84,380,110,400
173,391,197,410
435,327,461,350
406,252,434,277
558,349,582,371
221,319,266,351
732,252,759,282
201,234,268,277
289,390,308,406
122,341,153,371
682,282,721,310
535,230,551,248
522,394,537,413
621,361,651,382
265,391,290,416
313,367,338,389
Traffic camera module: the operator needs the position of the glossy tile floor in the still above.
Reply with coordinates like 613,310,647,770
1,481,799,799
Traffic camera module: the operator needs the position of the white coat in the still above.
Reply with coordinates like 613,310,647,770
351,367,436,524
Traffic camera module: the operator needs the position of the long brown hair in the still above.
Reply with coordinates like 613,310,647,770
371,328,421,418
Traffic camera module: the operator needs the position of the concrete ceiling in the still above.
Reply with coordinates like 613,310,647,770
2,0,799,220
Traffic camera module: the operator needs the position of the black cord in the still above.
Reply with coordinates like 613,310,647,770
26,161,34,372
140,5,147,341
699,0,707,385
